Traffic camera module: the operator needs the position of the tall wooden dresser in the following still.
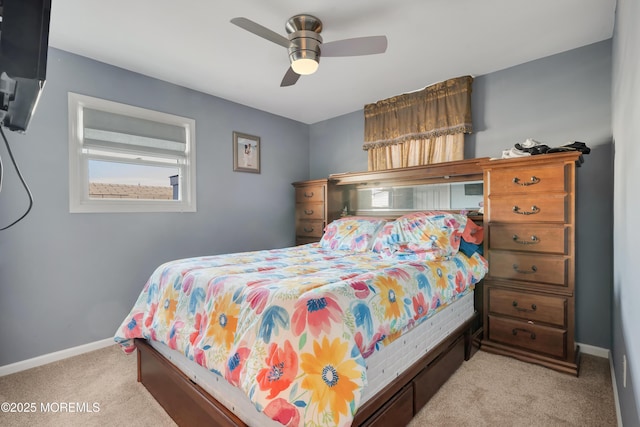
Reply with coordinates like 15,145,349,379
481,152,582,375
292,179,328,245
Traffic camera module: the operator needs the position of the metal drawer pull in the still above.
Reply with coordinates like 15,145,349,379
512,176,540,186
303,227,314,233
512,301,537,312
512,205,540,215
513,264,537,274
512,234,539,245
304,209,314,215
512,328,536,340
303,191,314,198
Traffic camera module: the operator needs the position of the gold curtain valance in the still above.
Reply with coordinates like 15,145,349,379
363,75,473,150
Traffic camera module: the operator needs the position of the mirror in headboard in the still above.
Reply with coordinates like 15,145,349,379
327,157,490,221
355,180,483,215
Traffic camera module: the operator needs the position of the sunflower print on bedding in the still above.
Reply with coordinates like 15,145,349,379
115,244,487,427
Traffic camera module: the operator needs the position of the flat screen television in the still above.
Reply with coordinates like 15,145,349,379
0,0,52,133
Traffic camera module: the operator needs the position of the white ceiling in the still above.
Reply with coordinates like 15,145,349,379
48,0,617,124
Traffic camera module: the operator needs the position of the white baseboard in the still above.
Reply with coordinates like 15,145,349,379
609,353,624,427
577,342,610,359
0,338,115,377
578,343,623,427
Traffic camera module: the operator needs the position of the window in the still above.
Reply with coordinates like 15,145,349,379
68,93,196,213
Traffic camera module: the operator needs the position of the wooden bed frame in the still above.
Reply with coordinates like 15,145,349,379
136,312,477,427
134,159,488,426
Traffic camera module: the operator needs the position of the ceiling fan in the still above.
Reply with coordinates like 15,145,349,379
230,14,388,87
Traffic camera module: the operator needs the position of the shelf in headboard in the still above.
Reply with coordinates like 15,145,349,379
325,158,490,223
328,157,490,186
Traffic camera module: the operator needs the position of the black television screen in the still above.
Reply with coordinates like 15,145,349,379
0,0,51,133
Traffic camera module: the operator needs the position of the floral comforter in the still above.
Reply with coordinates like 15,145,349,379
114,244,487,427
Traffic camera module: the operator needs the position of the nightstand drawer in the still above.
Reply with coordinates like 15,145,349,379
295,186,325,202
296,220,324,238
488,287,567,327
488,194,567,223
295,202,325,220
488,165,566,195
488,252,568,286
488,316,566,359
489,224,567,254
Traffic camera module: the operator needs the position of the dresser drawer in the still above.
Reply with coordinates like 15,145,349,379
488,315,566,359
488,252,568,286
487,164,566,195
296,220,324,238
488,287,567,327
295,202,325,220
295,186,325,203
489,224,567,254
488,194,567,223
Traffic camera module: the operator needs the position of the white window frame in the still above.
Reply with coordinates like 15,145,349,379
68,93,196,213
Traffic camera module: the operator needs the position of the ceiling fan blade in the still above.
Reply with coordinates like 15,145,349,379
230,17,290,49
280,67,301,87
322,35,388,57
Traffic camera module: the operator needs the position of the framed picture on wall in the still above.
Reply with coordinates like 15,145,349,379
233,131,260,173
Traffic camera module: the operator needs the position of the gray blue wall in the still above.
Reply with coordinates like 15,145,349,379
470,41,614,351
1,31,636,426
0,48,310,366
311,37,640,422
311,40,614,349
612,0,640,423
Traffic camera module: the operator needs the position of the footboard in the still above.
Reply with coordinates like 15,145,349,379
135,313,476,427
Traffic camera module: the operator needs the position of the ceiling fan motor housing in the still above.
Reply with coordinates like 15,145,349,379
286,15,323,74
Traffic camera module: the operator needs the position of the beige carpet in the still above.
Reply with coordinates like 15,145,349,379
408,351,617,427
0,346,616,426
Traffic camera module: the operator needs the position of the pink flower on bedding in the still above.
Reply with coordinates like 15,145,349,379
193,347,206,367
168,320,184,350
355,325,389,358
320,225,337,243
291,294,343,337
225,346,250,386
443,216,462,230
247,286,270,314
349,281,370,299
256,340,298,399
263,398,300,427
412,293,429,321
354,331,382,358
123,312,143,338
144,303,158,329
189,313,205,346
182,274,195,293
455,270,466,294
386,267,411,281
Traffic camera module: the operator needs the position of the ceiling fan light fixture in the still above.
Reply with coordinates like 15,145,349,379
288,27,322,76
231,13,388,86
290,51,319,75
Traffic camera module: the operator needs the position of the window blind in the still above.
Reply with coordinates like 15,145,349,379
82,108,187,157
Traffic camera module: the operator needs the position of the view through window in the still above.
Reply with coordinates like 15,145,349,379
68,93,196,213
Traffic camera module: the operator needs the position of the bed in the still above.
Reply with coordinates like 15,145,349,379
115,212,487,427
